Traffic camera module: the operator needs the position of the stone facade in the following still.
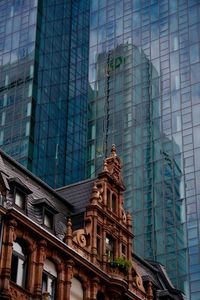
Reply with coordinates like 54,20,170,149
0,147,184,300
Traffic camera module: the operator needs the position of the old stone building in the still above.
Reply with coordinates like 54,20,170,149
0,146,184,300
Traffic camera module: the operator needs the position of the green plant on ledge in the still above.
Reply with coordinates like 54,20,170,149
110,257,132,274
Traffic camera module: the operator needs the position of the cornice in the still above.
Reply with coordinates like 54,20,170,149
5,207,138,292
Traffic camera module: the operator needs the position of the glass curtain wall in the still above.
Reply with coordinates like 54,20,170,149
0,0,37,165
32,0,90,187
0,0,90,188
32,0,72,187
64,0,90,185
87,1,200,298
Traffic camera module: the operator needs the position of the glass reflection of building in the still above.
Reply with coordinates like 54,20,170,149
1,1,200,298
88,1,200,299
0,0,89,188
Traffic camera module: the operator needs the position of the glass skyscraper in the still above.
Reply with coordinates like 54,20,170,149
87,1,200,299
1,0,200,298
0,0,89,187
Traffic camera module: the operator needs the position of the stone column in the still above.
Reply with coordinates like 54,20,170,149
102,223,107,272
90,277,99,300
56,262,65,300
33,239,47,300
147,281,153,300
91,211,98,264
0,218,17,299
64,259,74,300
26,242,37,293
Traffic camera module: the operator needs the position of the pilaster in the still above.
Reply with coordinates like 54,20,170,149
33,239,47,299
0,218,17,298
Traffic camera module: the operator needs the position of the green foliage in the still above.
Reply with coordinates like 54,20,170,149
110,257,132,274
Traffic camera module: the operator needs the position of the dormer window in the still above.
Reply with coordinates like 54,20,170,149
32,198,58,231
15,189,25,209
9,177,32,210
43,209,54,229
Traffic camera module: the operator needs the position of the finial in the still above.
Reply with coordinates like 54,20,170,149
127,211,132,226
92,181,98,192
67,218,72,229
90,182,99,204
64,218,73,246
111,144,117,157
103,161,108,171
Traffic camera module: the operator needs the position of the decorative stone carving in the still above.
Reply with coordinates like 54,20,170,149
73,229,87,247
106,222,118,235
132,268,145,293
96,183,103,203
121,208,126,223
10,284,30,300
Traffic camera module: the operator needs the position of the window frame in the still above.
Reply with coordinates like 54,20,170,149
11,241,27,289
42,259,57,300
105,234,115,262
96,224,102,256
43,207,54,230
14,187,26,210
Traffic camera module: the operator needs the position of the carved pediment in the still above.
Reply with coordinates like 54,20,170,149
101,145,125,191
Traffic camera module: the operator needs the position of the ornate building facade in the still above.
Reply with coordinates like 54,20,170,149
0,146,184,300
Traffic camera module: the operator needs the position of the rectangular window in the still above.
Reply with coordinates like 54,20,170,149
15,190,25,209
28,83,32,97
27,103,32,117
0,130,4,145
5,75,9,86
42,271,56,299
1,112,6,126
3,94,7,107
11,254,18,283
44,209,54,229
25,121,30,136
11,242,27,288
97,225,101,255
106,235,114,261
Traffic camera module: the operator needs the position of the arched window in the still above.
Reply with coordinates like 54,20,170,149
70,277,83,300
42,259,57,300
11,241,27,288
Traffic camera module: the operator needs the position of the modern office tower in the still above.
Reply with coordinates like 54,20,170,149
0,0,89,187
87,1,200,299
1,1,200,298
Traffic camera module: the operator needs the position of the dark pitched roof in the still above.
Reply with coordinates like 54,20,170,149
0,149,73,210
56,178,95,213
0,149,74,240
132,253,185,299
